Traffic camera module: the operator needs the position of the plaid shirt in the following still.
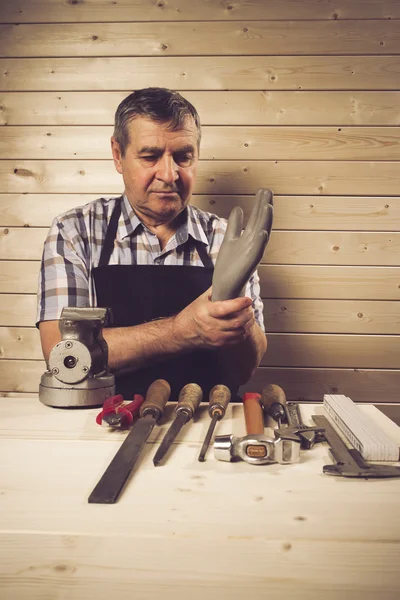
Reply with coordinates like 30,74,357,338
37,195,265,330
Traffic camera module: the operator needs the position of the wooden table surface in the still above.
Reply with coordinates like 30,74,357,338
1,398,400,600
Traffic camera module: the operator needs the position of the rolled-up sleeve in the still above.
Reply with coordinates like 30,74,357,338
36,217,91,326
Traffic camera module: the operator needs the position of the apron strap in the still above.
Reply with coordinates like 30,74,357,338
98,197,123,268
194,238,214,269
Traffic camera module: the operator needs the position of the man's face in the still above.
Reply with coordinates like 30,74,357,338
111,116,199,226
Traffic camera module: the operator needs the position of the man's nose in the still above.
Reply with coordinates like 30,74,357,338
156,155,179,185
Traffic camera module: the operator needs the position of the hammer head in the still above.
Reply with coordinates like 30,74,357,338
214,434,300,465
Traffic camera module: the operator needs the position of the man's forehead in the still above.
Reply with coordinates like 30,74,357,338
128,116,199,147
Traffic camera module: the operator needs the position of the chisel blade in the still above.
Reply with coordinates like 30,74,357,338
153,411,190,466
198,414,219,462
89,414,156,504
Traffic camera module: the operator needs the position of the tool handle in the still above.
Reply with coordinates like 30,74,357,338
176,383,203,417
242,393,264,435
139,379,171,420
260,384,287,412
208,384,231,418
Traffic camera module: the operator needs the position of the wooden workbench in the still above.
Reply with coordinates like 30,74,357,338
0,398,399,600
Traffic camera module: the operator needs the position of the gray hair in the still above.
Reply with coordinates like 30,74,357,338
113,87,201,157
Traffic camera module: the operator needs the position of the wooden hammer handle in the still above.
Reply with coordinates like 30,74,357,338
242,393,264,435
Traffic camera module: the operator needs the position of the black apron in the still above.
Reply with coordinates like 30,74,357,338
92,197,226,401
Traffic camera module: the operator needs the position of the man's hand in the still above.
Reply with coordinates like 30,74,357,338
212,188,273,301
174,287,256,350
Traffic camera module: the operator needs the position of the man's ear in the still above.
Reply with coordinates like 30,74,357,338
111,136,123,174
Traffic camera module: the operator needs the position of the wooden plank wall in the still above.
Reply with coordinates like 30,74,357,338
0,0,399,401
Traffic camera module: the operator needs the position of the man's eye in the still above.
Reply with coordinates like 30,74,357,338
176,154,193,166
142,156,157,162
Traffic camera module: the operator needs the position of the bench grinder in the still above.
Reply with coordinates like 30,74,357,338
39,307,115,408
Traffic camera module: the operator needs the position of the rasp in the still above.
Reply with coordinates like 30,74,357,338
153,383,203,466
88,379,170,503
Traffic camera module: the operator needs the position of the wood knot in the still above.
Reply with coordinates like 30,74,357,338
161,44,168,50
13,168,33,178
282,543,292,551
92,35,98,41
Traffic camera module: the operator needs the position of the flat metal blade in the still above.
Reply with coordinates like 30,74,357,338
153,411,189,466
89,414,156,504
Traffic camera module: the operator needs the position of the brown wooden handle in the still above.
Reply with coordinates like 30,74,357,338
139,379,171,420
208,384,231,418
243,393,264,435
260,384,287,413
176,383,203,417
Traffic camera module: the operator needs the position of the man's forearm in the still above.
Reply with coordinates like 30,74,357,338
217,323,267,388
103,316,191,373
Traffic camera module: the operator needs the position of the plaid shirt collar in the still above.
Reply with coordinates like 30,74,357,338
119,194,209,248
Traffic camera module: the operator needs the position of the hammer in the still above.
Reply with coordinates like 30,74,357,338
213,391,300,465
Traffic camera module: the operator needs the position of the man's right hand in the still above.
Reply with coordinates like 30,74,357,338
174,287,256,350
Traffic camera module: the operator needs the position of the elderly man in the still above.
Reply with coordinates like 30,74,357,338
37,87,268,399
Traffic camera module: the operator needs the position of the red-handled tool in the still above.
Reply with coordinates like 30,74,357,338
242,392,264,435
96,394,144,428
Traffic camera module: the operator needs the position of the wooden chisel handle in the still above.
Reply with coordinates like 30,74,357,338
260,384,287,413
208,384,231,418
243,393,264,435
176,383,203,417
139,379,171,421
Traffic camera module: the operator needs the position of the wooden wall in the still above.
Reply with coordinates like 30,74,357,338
0,0,399,401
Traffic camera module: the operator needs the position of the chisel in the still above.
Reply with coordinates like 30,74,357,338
153,383,203,466
198,384,231,461
88,379,171,504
